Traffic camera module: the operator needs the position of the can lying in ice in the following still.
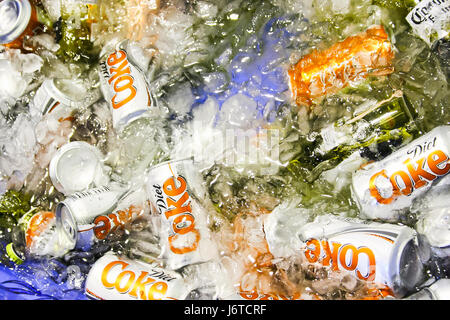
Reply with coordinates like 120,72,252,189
145,158,218,270
404,278,450,300
33,78,101,118
85,252,191,300
297,215,431,298
98,39,153,130
288,25,394,107
0,0,41,50
55,183,131,251
49,141,110,196
351,125,450,221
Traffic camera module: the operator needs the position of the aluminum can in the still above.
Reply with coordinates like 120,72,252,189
145,158,218,270
49,141,110,195
351,125,450,221
84,252,191,300
405,278,450,300
55,183,130,252
32,78,101,117
0,0,40,49
297,215,431,298
98,39,154,130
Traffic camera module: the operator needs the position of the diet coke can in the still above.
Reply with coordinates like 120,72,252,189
145,158,218,270
55,183,130,252
85,252,191,300
98,39,154,130
32,78,101,118
351,125,450,222
297,215,431,298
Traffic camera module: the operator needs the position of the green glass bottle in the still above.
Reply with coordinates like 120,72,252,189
289,90,420,181
55,0,100,63
0,190,33,266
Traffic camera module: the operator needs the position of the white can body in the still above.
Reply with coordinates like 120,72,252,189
352,126,450,221
145,159,218,270
85,253,190,300
99,40,153,130
55,184,129,251
297,215,428,297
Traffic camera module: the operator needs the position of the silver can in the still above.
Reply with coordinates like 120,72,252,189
85,252,191,300
33,78,101,117
0,0,34,46
98,39,154,130
297,215,431,298
351,125,450,222
55,183,130,252
49,141,110,195
145,158,218,270
405,279,450,300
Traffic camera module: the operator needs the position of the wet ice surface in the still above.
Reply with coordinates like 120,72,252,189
0,0,449,300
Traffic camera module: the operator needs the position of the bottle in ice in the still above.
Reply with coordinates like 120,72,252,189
4,209,60,265
0,190,33,229
405,0,450,47
54,0,100,63
288,90,419,180
288,25,395,107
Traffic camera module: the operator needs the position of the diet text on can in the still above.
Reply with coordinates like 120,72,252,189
157,174,201,255
368,143,450,205
105,50,137,110
100,259,174,300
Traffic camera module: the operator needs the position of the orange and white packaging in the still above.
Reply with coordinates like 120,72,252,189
98,39,153,130
288,25,394,107
352,125,450,222
296,215,430,298
84,252,191,300
145,159,218,270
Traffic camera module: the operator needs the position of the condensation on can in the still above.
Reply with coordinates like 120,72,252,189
55,184,130,251
98,38,154,130
297,215,431,298
351,125,450,222
33,78,102,117
84,252,191,300
145,157,218,270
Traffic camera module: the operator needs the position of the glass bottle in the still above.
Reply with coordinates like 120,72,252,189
289,90,420,181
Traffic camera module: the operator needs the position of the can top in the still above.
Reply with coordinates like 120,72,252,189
49,141,108,195
55,202,77,252
0,0,32,45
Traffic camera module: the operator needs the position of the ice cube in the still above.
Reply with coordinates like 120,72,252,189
217,93,260,129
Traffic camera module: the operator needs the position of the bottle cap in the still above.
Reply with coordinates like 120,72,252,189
6,243,23,265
